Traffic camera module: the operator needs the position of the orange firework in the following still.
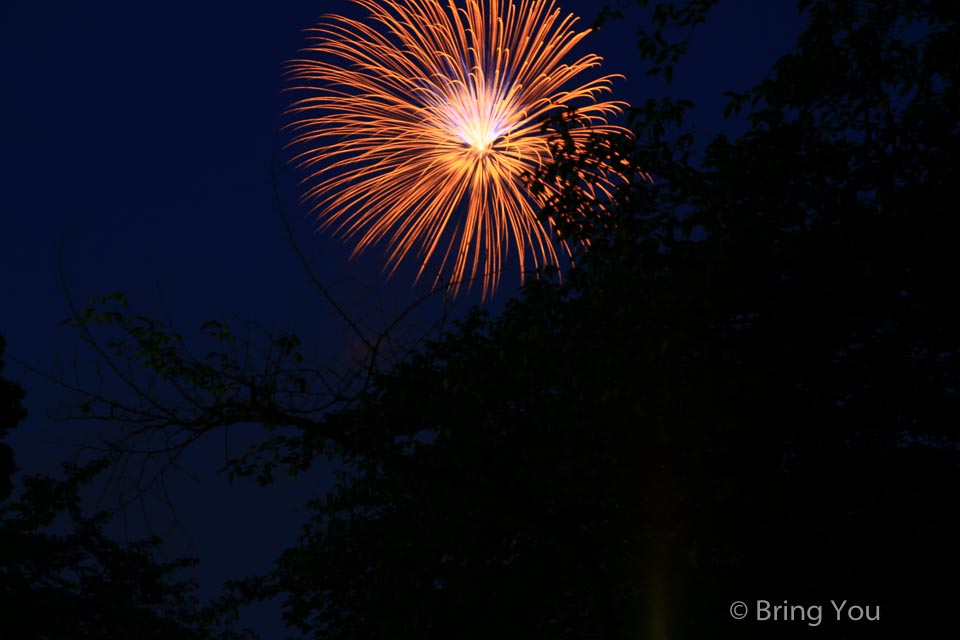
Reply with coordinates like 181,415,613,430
287,0,628,298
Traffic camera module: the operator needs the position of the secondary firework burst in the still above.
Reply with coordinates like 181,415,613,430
287,0,629,298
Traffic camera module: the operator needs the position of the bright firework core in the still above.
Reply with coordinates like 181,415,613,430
458,118,504,153
287,0,630,298
459,119,502,153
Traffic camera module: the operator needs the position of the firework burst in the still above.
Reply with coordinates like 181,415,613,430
287,0,629,298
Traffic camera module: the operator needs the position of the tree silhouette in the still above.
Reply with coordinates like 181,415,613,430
219,1,956,638
1,336,255,639
0,336,27,503
52,0,959,638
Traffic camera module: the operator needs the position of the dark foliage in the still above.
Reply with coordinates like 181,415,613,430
0,336,27,502
51,0,959,638
0,337,254,640
225,1,960,638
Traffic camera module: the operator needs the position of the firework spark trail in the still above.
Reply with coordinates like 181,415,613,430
287,0,630,298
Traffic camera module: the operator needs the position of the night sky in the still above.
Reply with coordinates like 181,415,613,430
2,0,804,634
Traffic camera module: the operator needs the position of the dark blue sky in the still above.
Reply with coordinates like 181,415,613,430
1,0,804,634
